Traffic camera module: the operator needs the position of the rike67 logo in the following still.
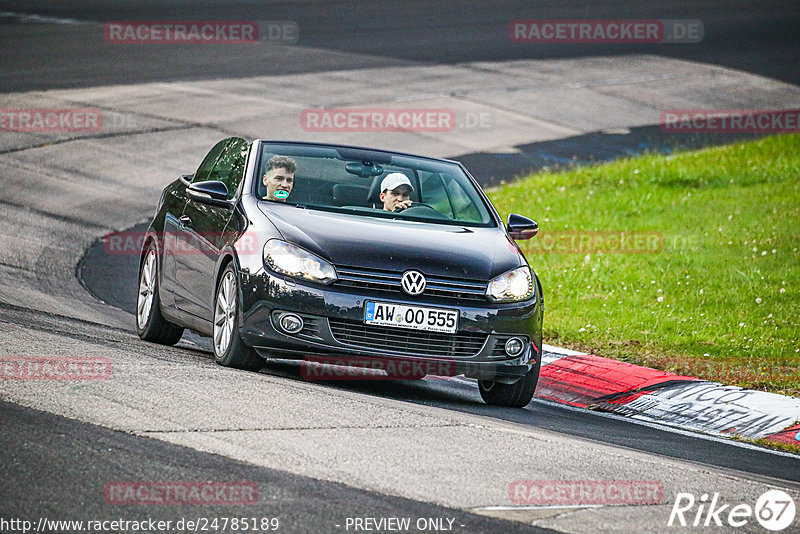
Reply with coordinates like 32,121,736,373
669,490,796,531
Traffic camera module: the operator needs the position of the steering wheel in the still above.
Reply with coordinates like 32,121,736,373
393,202,432,213
394,203,449,218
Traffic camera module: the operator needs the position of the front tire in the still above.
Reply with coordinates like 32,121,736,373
136,245,184,345
478,359,540,408
213,264,262,371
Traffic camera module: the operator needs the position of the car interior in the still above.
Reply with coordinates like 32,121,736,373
257,156,421,209
255,150,489,225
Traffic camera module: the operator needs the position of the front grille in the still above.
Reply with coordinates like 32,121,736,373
335,265,487,302
298,316,322,341
328,319,487,358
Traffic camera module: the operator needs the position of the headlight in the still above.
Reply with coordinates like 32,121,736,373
486,266,534,302
263,239,337,284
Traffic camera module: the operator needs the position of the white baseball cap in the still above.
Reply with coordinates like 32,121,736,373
380,173,414,192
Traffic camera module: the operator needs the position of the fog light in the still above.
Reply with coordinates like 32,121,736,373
504,337,525,357
278,313,303,334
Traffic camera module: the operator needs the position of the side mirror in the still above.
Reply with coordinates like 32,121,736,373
187,180,232,208
507,213,538,240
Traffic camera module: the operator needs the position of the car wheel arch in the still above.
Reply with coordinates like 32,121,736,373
534,269,544,304
212,251,242,317
138,233,160,274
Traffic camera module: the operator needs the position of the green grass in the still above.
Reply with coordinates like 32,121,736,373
487,133,800,396
731,434,800,456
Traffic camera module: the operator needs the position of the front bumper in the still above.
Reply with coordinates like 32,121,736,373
238,269,542,382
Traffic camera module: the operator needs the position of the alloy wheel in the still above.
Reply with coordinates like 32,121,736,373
213,271,237,356
137,250,156,330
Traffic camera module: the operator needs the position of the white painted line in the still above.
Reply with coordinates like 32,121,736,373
540,351,570,366
542,344,588,357
0,11,90,25
531,397,800,459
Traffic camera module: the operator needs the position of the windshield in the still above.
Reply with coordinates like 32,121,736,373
254,143,495,227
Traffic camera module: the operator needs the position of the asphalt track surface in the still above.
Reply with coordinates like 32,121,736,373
1,1,796,184
80,227,800,485
1,399,555,534
0,0,798,91
2,1,800,532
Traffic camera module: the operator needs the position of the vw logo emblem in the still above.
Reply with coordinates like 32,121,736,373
401,270,426,295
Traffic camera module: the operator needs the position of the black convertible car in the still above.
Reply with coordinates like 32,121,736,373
137,138,543,407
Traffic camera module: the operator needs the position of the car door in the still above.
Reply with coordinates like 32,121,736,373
174,137,249,322
157,177,192,311
164,138,231,310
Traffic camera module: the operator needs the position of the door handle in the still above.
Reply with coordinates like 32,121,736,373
179,215,192,226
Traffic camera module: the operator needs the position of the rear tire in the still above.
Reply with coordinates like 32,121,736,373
136,244,184,345
213,264,263,371
478,359,539,408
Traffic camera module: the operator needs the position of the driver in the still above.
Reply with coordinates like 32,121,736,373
263,155,297,202
379,173,414,212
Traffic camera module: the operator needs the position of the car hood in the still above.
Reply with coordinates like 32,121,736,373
257,202,523,280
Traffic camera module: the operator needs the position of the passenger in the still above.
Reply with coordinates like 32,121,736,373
379,173,414,212
263,155,297,202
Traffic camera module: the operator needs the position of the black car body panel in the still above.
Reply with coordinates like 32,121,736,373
140,138,543,387
257,201,522,280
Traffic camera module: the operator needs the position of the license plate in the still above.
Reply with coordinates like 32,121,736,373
364,301,458,334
